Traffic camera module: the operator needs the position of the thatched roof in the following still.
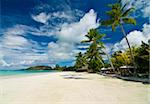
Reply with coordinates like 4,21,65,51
120,66,134,69
101,67,112,71
101,68,107,71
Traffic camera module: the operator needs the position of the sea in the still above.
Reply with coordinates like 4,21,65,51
0,70,57,77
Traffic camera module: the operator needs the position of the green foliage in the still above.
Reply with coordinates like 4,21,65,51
101,0,136,31
122,18,136,25
82,29,105,43
81,29,105,72
53,64,63,71
53,64,76,71
111,41,149,74
101,0,137,75
111,51,131,68
134,42,149,73
75,52,87,70
104,63,111,68
88,59,102,73
26,66,53,70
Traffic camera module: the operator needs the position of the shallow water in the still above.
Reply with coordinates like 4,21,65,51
0,70,56,77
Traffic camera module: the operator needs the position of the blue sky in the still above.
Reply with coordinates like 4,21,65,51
0,0,150,70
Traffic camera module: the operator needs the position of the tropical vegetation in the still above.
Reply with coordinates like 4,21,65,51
75,52,87,72
74,0,149,78
101,0,137,76
26,0,149,79
110,41,149,77
75,29,105,73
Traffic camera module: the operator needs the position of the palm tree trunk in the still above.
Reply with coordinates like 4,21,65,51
106,53,115,70
99,58,105,67
96,55,105,67
103,45,115,71
120,24,137,77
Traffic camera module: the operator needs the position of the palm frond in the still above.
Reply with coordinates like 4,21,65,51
85,34,90,38
95,34,105,41
122,17,136,25
106,10,115,16
122,7,135,17
118,0,122,3
121,2,128,12
108,4,114,8
101,19,114,26
111,23,116,31
81,40,91,43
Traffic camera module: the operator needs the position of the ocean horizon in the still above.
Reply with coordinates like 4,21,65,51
0,70,57,77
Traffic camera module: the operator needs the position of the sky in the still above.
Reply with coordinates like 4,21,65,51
0,0,150,70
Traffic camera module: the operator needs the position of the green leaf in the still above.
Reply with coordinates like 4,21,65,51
111,24,116,31
106,11,115,16
121,3,128,12
85,34,90,39
122,18,136,25
81,40,91,43
108,4,114,8
122,7,135,17
95,34,105,41
101,19,114,26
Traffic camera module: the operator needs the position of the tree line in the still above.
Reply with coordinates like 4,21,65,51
74,0,149,77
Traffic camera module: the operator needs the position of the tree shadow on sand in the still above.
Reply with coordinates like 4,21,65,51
60,74,91,80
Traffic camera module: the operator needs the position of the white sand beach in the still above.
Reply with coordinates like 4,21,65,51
0,72,149,104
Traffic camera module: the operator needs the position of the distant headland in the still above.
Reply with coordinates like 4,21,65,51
25,65,75,71
26,66,53,70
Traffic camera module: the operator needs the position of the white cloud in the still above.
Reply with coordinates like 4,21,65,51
32,12,51,24
57,9,99,43
0,9,99,69
113,23,150,51
0,45,50,70
103,44,114,54
48,42,75,62
77,45,89,49
0,25,30,50
143,6,150,20
120,31,144,49
0,25,50,70
2,35,28,48
52,11,74,20
51,9,84,21
143,23,150,36
2,24,57,37
122,0,150,22
31,9,84,25
47,9,99,63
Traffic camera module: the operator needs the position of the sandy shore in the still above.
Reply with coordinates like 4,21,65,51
0,72,149,104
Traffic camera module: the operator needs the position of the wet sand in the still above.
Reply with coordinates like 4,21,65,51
0,72,149,104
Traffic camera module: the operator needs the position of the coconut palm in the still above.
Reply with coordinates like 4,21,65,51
104,50,115,70
75,52,87,71
82,29,105,72
101,0,137,76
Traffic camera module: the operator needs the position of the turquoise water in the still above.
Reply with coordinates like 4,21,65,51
0,70,57,77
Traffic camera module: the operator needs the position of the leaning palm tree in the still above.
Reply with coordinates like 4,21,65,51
103,46,115,71
101,0,137,76
75,52,87,71
82,29,105,72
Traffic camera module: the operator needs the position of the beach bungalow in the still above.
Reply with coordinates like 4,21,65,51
119,66,134,76
101,67,114,74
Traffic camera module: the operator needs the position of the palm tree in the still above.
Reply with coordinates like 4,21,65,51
75,52,87,71
101,0,137,76
105,50,115,70
82,29,105,72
